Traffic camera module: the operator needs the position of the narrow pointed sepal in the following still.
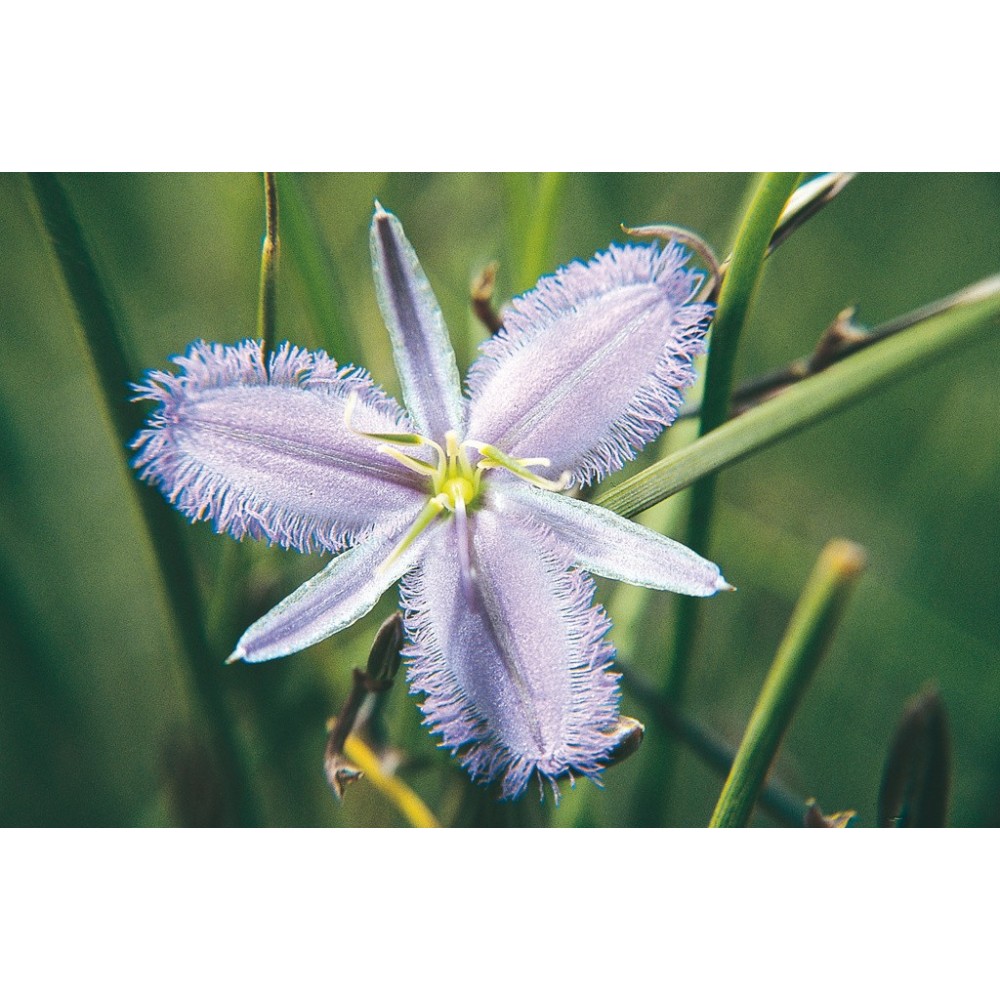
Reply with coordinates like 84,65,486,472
467,242,712,485
131,340,427,553
230,520,437,663
401,509,621,798
496,484,730,596
370,206,466,440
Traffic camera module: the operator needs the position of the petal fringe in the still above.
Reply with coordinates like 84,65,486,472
467,242,712,486
131,339,427,554
401,508,621,799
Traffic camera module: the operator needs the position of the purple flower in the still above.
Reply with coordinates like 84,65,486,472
132,205,730,799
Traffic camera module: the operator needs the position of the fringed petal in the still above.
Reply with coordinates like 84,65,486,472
370,206,466,440
230,518,434,662
131,340,428,553
401,506,621,799
495,483,731,596
466,242,712,486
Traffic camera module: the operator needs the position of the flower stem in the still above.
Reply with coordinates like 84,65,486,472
699,173,802,439
256,171,279,356
709,539,866,828
344,735,440,828
676,272,996,422
207,175,286,647
27,173,262,826
634,174,799,824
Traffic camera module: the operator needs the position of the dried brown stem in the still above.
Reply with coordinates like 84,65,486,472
471,261,504,333
678,274,1000,421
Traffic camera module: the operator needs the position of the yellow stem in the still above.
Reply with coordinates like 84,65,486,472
344,734,440,828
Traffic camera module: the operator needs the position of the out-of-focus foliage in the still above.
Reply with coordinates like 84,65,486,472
1,173,997,827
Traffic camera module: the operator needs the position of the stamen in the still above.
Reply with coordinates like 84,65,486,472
344,391,447,468
379,494,448,571
466,441,571,493
376,445,438,478
445,430,476,480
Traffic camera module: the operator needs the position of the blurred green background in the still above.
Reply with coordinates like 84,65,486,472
1,173,997,827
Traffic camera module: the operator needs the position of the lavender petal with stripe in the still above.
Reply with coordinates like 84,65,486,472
132,340,427,553
370,205,466,440
402,510,619,801
466,242,712,486
132,204,731,800
495,484,730,597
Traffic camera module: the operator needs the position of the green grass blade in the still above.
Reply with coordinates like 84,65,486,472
621,667,806,827
518,172,567,291
597,275,1000,519
504,172,568,292
682,171,801,582
27,172,261,826
276,172,356,362
709,539,866,828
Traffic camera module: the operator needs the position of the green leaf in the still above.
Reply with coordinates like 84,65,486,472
27,173,261,826
598,276,1000,520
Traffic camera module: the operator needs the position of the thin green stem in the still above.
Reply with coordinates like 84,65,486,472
621,667,806,827
709,539,867,828
680,172,801,558
637,174,799,824
676,273,998,423
27,173,261,826
208,173,283,646
256,171,279,355
700,173,802,438
596,275,1000,520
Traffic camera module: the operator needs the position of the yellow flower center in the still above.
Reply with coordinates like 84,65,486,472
442,475,477,509
343,393,571,568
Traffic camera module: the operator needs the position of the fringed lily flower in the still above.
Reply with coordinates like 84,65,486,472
132,205,731,799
